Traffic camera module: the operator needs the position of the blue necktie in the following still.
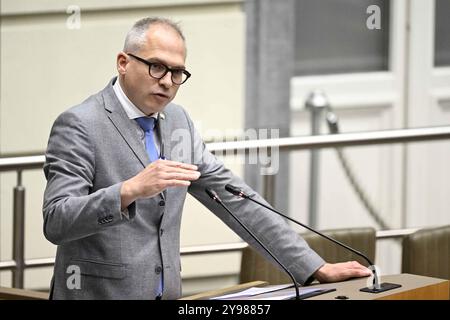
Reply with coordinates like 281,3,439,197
135,117,159,162
135,116,164,298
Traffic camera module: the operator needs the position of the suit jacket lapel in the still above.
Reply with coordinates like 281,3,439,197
102,78,150,168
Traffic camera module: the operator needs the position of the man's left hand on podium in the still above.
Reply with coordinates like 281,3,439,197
313,261,372,283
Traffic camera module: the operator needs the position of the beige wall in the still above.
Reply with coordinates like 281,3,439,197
0,0,245,295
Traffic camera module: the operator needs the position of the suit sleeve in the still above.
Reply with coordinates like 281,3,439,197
42,110,133,245
183,110,325,285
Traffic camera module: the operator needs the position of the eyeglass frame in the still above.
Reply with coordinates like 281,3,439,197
126,52,191,85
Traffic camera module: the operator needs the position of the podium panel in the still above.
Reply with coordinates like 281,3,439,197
306,274,448,300
181,274,449,300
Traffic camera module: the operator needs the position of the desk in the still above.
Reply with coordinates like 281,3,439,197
181,274,449,300
0,287,49,300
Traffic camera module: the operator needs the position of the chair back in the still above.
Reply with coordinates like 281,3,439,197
402,225,450,280
240,227,376,284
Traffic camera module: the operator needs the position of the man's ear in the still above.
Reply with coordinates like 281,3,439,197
117,52,128,75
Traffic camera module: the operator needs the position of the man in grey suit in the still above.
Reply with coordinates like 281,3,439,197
43,17,371,300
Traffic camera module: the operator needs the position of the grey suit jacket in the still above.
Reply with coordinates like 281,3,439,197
42,78,324,300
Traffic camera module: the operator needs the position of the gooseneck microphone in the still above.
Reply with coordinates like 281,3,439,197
225,184,401,293
205,187,301,300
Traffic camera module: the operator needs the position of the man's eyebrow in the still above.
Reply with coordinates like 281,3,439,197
146,57,186,69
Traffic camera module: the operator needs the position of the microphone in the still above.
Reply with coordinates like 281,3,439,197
225,184,402,293
205,187,301,300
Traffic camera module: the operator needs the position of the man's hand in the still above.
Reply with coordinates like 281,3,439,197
120,159,200,209
313,261,372,283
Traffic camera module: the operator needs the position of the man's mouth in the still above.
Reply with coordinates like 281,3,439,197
153,93,169,99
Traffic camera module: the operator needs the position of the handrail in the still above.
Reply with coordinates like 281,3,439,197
206,125,450,152
0,155,45,172
1,125,450,287
2,126,450,171
0,228,421,272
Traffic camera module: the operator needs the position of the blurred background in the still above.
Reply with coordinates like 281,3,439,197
0,0,449,297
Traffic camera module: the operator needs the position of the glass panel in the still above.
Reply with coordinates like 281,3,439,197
435,0,450,66
294,0,390,76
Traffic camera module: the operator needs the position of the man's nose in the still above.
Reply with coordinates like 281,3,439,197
158,71,173,88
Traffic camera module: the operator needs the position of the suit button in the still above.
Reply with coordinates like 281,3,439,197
160,229,164,236
159,200,165,206
155,266,162,274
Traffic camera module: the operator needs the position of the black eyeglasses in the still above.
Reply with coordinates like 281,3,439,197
127,53,191,85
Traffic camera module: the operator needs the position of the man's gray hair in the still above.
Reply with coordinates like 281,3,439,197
123,17,185,53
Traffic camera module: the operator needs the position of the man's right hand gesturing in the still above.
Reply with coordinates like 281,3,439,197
120,159,200,210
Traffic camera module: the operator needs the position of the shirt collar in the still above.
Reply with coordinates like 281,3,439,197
113,78,158,120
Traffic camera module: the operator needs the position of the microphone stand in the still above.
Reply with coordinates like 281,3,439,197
225,184,402,293
205,188,301,300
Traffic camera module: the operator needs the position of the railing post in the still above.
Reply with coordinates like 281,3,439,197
262,146,276,206
305,90,328,228
12,170,25,288
262,174,275,206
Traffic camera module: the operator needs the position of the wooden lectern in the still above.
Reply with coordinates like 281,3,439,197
1,273,447,300
0,287,49,300
181,274,449,300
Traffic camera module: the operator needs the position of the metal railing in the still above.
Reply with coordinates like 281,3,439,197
1,125,450,288
0,226,421,272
